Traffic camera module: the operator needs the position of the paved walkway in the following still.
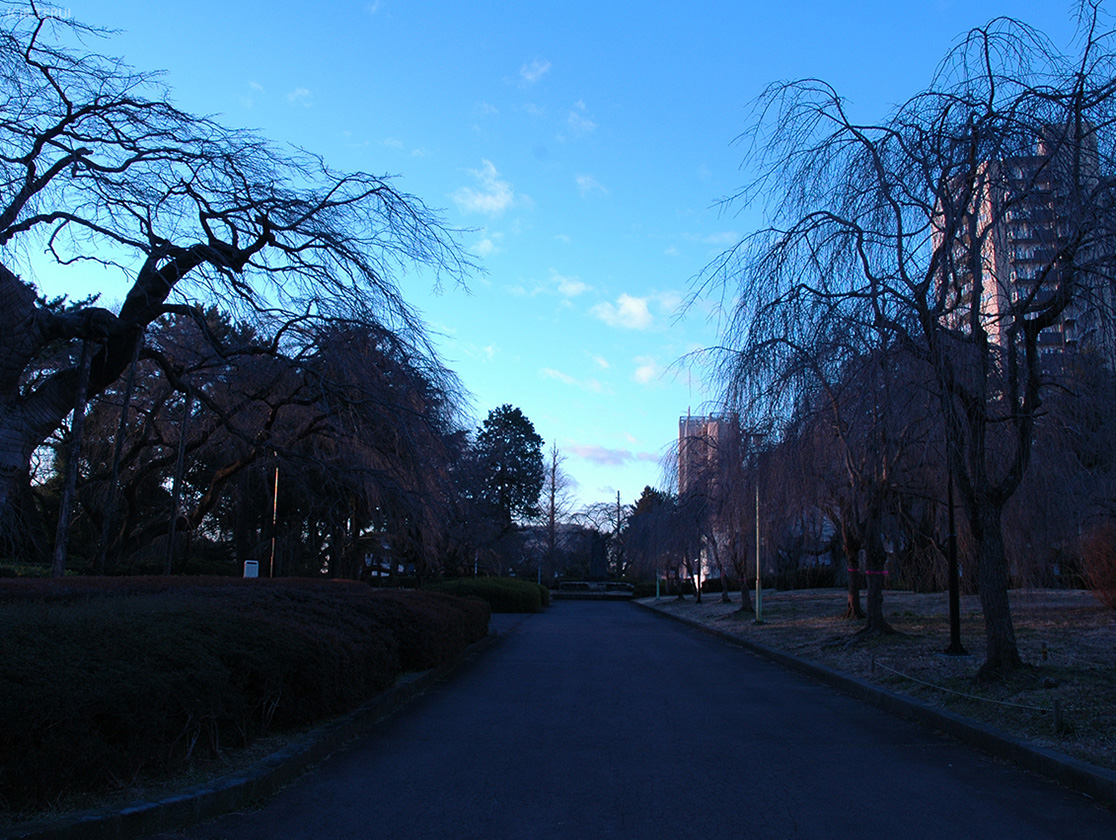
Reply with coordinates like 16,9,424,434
156,601,1116,839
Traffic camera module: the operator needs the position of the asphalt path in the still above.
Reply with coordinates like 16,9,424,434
156,601,1116,839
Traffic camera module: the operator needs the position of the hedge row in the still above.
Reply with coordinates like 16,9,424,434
0,577,489,812
424,577,550,613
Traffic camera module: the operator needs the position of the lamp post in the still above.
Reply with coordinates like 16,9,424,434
269,452,279,578
944,457,967,655
754,479,764,624
752,435,765,625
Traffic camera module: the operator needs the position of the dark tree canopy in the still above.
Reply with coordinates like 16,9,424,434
473,404,545,532
0,1,472,556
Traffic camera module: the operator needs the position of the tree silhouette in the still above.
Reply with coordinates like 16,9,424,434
698,3,1116,678
473,405,545,536
0,2,472,558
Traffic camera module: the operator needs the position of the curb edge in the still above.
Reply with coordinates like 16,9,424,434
632,599,1116,809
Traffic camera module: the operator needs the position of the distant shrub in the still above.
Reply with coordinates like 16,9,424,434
660,579,695,597
1080,522,1116,609
773,566,836,591
0,577,489,812
425,577,548,612
700,577,740,594
0,561,53,578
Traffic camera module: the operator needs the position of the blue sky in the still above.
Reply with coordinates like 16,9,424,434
41,1,1081,510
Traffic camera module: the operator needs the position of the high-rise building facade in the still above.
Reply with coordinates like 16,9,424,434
936,125,1114,370
678,413,739,495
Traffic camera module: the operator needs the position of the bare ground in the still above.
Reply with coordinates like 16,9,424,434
639,588,1116,771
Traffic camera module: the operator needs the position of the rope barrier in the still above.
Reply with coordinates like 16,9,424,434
872,659,1052,712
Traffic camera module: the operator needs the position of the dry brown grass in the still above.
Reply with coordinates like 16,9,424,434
641,588,1116,771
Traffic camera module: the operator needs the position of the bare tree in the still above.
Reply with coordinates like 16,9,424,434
0,3,472,558
698,3,1116,678
535,441,574,583
573,496,626,580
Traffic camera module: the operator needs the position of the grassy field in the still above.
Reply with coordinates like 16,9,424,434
641,588,1116,771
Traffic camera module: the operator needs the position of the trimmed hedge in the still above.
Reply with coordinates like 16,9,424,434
0,577,489,812
424,577,550,613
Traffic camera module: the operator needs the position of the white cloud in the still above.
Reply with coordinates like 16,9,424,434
239,81,265,108
452,160,516,217
702,231,741,245
337,130,370,149
520,59,552,84
567,444,657,466
633,356,659,384
541,368,609,394
386,137,428,157
553,271,589,297
685,230,740,246
656,289,684,313
575,174,607,197
287,87,312,107
591,294,654,330
473,237,500,258
507,270,590,298
588,353,610,369
457,342,499,362
542,367,578,386
567,100,596,136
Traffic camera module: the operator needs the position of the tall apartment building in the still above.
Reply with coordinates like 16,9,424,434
937,125,1114,370
678,413,739,495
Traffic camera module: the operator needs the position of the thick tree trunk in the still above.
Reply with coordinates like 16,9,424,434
861,573,893,636
842,528,865,620
863,570,886,631
971,500,1024,680
0,255,203,556
736,578,754,617
1,398,76,562
844,561,864,620
857,516,895,637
